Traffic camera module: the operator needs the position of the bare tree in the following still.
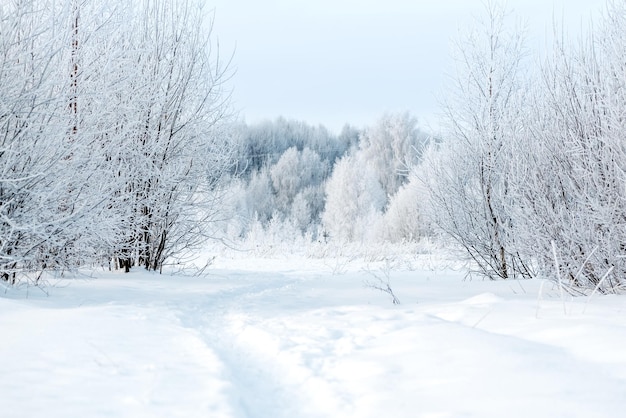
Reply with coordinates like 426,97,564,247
110,0,234,272
424,2,532,280
0,0,112,283
508,1,626,293
0,0,235,282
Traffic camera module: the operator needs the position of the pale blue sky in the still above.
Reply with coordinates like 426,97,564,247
211,0,605,133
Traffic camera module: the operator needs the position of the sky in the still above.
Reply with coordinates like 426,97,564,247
210,0,606,133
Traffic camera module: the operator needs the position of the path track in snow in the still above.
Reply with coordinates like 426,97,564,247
164,267,626,418
169,271,349,418
4,260,626,418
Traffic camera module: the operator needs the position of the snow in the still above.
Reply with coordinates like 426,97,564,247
2,254,626,417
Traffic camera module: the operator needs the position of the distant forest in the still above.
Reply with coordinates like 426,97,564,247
220,114,429,245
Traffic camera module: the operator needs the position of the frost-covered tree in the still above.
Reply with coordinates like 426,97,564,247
110,0,234,272
322,154,386,242
424,1,626,292
290,186,325,232
382,176,428,242
0,0,234,281
507,1,626,292
424,2,531,279
269,147,328,217
0,0,116,282
244,167,276,224
359,112,427,197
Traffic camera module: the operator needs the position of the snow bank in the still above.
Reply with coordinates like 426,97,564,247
2,256,626,417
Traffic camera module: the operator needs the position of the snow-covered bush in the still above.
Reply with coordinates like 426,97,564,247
243,168,276,224
359,112,428,197
291,186,326,233
322,154,386,242
423,2,532,280
0,0,234,281
425,1,626,293
382,177,428,243
506,2,626,293
0,0,122,282
269,147,329,217
98,0,234,273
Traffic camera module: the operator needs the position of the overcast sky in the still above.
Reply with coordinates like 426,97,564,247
210,0,606,133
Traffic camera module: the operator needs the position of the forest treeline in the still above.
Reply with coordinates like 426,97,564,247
221,114,429,245
2,0,626,294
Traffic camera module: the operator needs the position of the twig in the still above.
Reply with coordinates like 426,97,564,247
363,266,401,305
536,279,545,319
583,266,614,314
551,241,567,315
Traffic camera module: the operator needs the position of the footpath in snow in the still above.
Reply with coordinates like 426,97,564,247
2,255,626,418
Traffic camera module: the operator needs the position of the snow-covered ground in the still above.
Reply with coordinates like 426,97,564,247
2,254,626,418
